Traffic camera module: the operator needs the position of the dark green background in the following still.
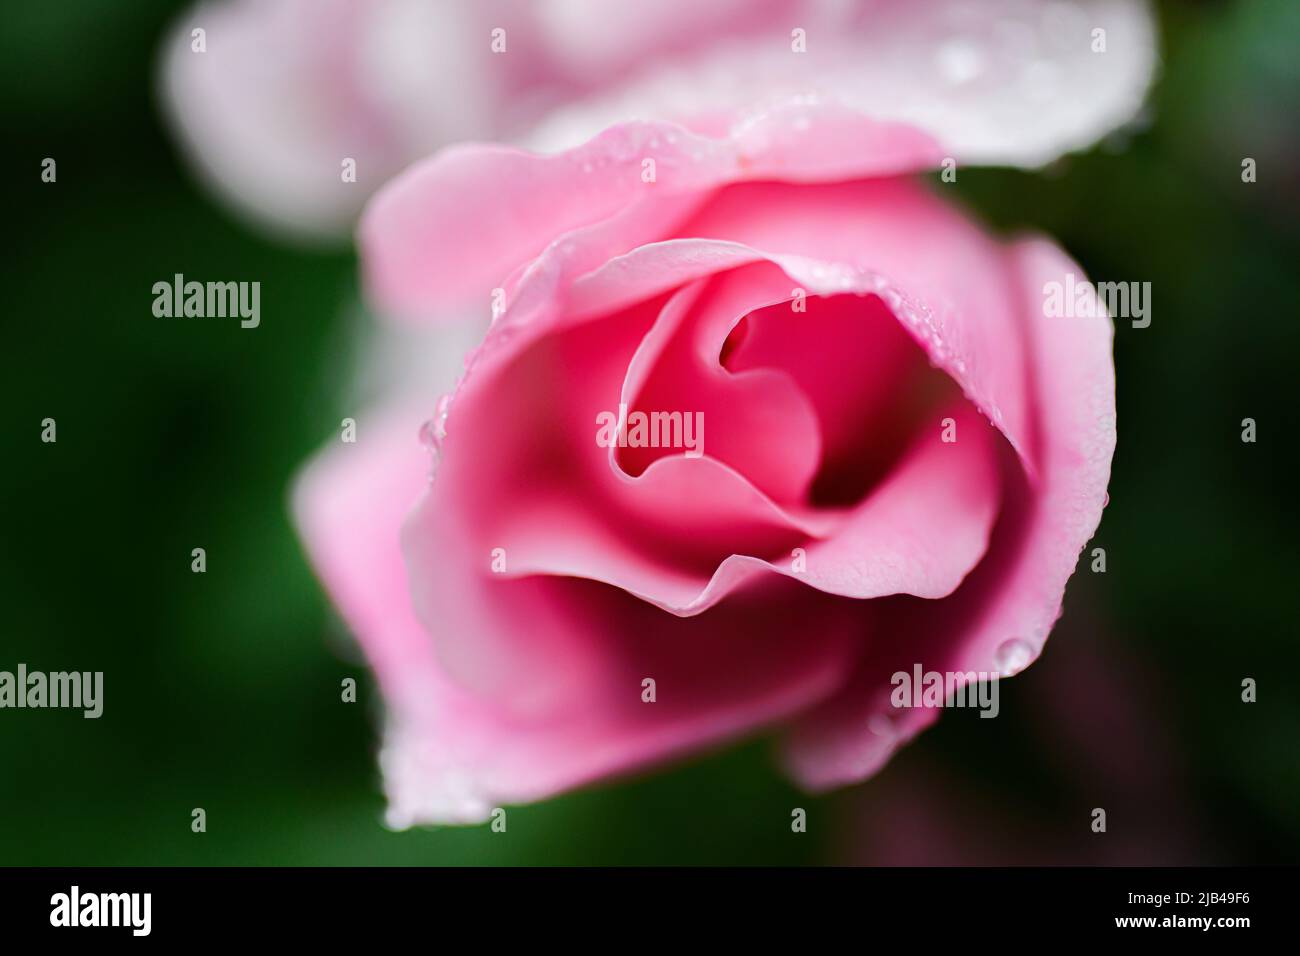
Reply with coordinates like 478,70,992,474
2,0,1297,864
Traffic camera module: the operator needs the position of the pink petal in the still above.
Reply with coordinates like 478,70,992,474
161,0,500,238
291,400,442,703
780,238,1116,790
724,288,940,503
359,110,944,317
678,179,1040,476
383,570,864,825
294,402,861,825
615,266,823,503
418,245,1002,627
533,0,793,82
557,180,1045,477
531,0,1157,170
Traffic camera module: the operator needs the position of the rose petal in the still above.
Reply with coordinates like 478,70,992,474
294,402,861,826
291,400,441,701
382,571,863,826
359,109,944,317
421,249,1002,625
557,179,1042,480
530,0,1157,170
615,266,823,503
161,0,500,238
678,179,1040,477
780,238,1116,789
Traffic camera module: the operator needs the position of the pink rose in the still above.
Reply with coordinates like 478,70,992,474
294,3,1152,825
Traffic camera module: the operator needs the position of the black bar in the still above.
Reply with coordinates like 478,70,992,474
0,867,1283,941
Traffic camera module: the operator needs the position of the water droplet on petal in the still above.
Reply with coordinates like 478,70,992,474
418,395,452,455
418,419,440,452
994,638,1036,677
867,714,895,738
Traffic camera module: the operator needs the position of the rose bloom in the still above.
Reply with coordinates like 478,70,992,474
293,3,1152,826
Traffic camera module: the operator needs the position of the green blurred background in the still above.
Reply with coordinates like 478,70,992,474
2,0,1297,865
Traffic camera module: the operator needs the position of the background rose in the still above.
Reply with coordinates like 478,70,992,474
159,0,831,239
160,0,544,240
160,0,1154,242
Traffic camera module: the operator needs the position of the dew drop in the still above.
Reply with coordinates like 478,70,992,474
418,395,452,454
417,419,441,452
867,714,895,738
994,638,1036,677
